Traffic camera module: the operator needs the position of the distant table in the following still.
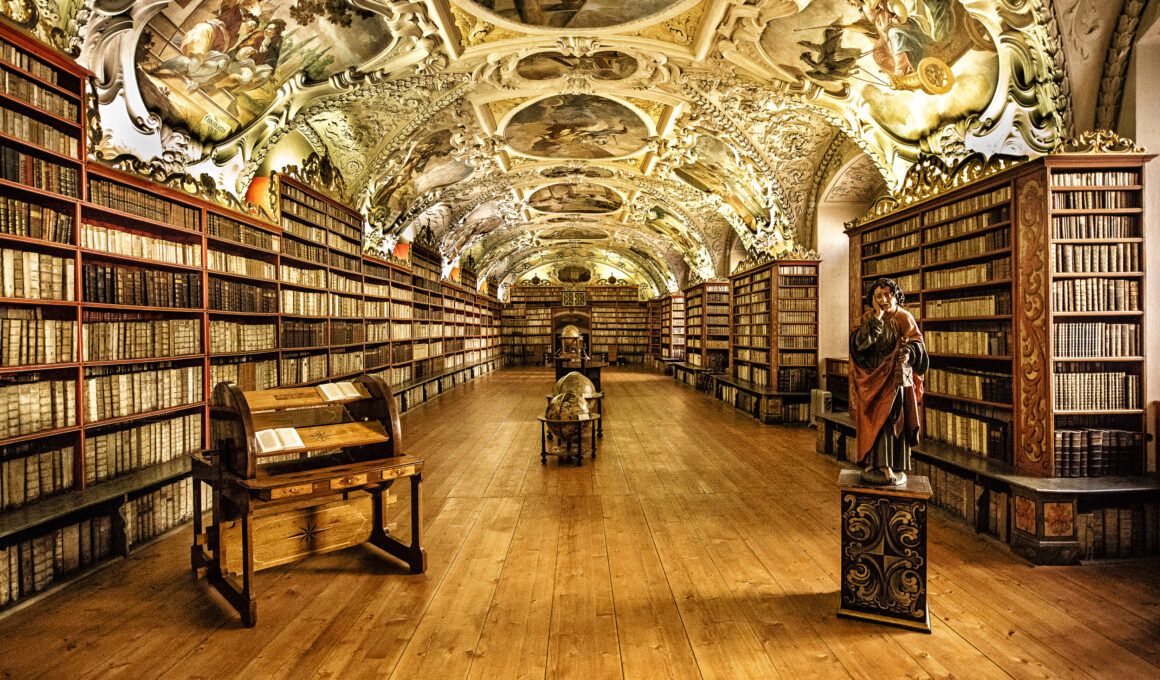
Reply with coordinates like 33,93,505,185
554,360,607,392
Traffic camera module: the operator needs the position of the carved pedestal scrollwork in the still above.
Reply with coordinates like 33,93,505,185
837,470,932,632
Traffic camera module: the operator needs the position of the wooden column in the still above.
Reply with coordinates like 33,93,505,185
837,469,933,632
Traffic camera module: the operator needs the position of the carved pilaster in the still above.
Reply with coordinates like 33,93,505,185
1014,172,1051,475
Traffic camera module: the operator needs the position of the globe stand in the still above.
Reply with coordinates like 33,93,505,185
538,415,600,466
546,392,604,438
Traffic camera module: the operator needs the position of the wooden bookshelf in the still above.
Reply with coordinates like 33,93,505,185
845,148,1156,563
683,281,730,373
725,259,819,423
824,357,849,411
657,294,685,362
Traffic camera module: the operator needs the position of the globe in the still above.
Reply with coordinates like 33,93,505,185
545,392,590,442
553,371,597,399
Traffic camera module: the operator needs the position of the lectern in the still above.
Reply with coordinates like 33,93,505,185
191,373,425,626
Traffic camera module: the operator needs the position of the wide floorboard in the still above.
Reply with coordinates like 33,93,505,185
1,366,1158,679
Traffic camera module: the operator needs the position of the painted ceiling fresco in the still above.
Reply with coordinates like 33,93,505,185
58,0,1072,296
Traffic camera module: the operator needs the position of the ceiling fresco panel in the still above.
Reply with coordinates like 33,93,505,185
136,0,395,143
503,95,652,160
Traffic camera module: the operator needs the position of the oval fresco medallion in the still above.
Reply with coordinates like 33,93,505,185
465,0,683,29
505,95,650,160
516,51,638,81
539,226,610,241
527,183,623,214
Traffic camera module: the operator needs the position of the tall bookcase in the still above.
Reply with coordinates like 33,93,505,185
683,281,730,372
724,259,819,423
647,297,662,359
846,147,1158,563
587,285,648,364
658,294,685,361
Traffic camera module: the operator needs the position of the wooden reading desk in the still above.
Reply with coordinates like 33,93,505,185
191,374,425,626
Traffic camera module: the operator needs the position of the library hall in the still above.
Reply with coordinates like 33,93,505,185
1,1,1160,678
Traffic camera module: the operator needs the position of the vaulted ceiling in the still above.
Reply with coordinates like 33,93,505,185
54,0,1077,297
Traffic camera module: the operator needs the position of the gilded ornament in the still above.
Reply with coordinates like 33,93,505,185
1055,130,1147,155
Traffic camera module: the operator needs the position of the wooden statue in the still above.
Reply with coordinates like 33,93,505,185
849,277,928,485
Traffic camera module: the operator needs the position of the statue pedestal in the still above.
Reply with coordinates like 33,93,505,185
836,469,933,633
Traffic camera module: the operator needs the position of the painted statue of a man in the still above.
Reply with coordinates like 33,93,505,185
849,277,928,485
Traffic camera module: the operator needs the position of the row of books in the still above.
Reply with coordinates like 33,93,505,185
924,406,1007,460
0,195,74,243
861,231,919,258
208,320,276,354
281,237,326,265
82,316,200,362
281,190,360,238
778,299,817,311
862,214,920,246
779,366,815,391
82,263,202,309
330,251,359,274
280,288,328,316
0,516,114,605
1051,243,1140,273
81,222,201,267
389,321,411,340
924,205,1010,244
84,412,201,484
924,291,1012,318
0,312,73,366
0,42,61,85
330,321,364,345
923,257,1011,290
209,250,275,279
331,294,363,318
327,231,360,256
207,213,280,252
1050,170,1139,187
210,358,278,395
1,246,75,300
1053,322,1141,357
863,250,920,276
0,107,78,156
927,367,1012,403
1,442,72,510
82,363,202,422
209,278,277,313
281,319,327,348
1051,190,1137,210
0,146,78,196
925,228,1009,266
1076,504,1160,560
329,272,361,294
1051,278,1141,312
1051,371,1140,411
280,262,325,288
0,377,75,440
923,185,1010,226
280,352,327,385
924,327,1010,356
778,351,815,366
1053,429,1143,477
1052,214,1137,239
778,336,816,349
121,477,198,548
331,350,363,375
88,178,199,231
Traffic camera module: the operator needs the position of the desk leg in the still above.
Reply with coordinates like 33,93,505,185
241,513,256,627
590,420,597,458
541,421,547,465
597,400,603,438
369,475,428,574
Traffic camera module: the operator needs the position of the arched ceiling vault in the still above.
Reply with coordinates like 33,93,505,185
65,0,1069,296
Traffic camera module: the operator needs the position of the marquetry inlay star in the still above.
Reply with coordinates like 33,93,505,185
290,520,333,544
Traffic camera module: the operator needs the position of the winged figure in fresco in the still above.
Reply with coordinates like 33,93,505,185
798,22,862,83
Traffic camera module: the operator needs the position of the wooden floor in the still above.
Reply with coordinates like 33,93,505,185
2,367,1159,680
